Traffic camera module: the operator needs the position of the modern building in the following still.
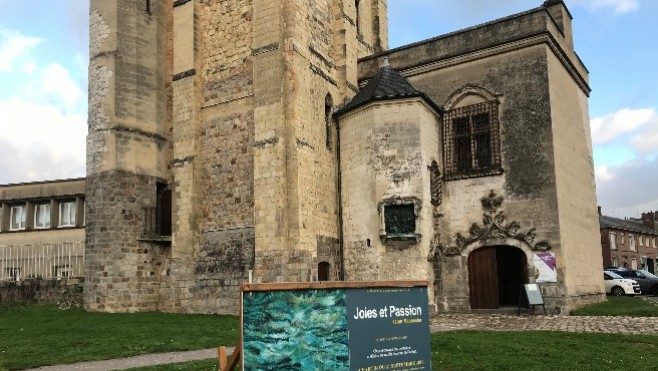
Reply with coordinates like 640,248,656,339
0,178,85,281
81,0,604,314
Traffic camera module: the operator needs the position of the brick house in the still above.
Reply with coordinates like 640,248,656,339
600,210,658,273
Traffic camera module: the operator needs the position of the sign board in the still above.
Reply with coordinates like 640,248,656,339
534,252,557,283
241,281,431,370
523,283,544,305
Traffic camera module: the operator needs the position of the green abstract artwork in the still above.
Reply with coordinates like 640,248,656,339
243,289,349,370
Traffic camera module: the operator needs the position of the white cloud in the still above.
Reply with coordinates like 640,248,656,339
0,98,86,184
590,108,654,145
596,157,658,218
569,0,640,14
37,64,84,108
0,29,42,72
629,114,658,154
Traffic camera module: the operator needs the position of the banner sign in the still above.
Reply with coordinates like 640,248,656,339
534,252,557,283
242,282,431,371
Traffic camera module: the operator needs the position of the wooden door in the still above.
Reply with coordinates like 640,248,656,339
318,262,330,281
468,246,499,309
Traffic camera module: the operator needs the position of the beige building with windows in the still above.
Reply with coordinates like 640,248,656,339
0,178,85,282
80,0,604,313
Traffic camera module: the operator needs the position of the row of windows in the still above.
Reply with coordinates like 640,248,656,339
1,199,83,232
610,232,657,251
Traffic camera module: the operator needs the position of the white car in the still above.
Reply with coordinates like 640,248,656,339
604,271,641,296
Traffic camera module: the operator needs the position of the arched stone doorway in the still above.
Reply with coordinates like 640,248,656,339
468,246,528,309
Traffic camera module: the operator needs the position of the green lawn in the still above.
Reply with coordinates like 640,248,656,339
131,331,658,371
571,296,658,317
0,305,239,370
3,301,658,370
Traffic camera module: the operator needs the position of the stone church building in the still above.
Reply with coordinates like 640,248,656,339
85,0,604,314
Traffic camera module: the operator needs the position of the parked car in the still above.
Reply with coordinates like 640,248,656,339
605,268,658,295
603,271,641,296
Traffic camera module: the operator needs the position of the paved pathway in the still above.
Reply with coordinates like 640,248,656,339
27,348,232,371
430,313,658,335
27,312,658,370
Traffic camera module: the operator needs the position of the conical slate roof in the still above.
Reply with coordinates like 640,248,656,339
334,65,441,117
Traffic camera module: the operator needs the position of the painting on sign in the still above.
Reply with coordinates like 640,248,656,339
534,252,557,283
242,283,431,371
243,289,349,369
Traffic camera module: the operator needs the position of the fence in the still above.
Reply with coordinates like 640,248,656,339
0,242,84,282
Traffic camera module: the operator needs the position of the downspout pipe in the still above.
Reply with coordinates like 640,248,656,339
335,112,345,281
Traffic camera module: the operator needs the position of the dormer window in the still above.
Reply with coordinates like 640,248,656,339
59,201,77,227
35,203,51,229
10,205,26,231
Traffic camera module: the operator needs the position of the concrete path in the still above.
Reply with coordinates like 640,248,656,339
27,348,232,371
430,313,658,334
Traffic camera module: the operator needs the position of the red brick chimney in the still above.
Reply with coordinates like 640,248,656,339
641,211,657,230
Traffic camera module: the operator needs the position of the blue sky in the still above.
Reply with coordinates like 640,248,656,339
0,0,655,219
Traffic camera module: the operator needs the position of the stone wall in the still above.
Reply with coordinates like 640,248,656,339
85,0,172,312
548,48,605,309
0,279,82,306
353,2,602,312
339,99,440,308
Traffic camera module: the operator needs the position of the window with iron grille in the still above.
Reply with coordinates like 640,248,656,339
443,101,502,180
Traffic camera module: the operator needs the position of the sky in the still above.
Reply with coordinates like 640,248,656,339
0,0,656,219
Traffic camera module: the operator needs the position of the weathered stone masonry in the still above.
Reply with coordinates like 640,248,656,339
85,0,604,314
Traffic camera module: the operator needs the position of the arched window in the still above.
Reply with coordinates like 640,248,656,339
318,262,330,281
325,93,333,149
443,86,502,180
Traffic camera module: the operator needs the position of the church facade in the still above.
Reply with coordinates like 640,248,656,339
85,0,604,314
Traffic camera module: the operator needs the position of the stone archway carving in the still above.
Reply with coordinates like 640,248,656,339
442,84,502,110
441,190,551,257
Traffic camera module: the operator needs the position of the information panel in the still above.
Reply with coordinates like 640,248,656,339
241,282,431,371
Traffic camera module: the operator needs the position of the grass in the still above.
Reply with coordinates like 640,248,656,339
571,295,658,317
0,305,239,370
130,331,658,371
431,330,658,370
130,359,218,371
4,298,658,370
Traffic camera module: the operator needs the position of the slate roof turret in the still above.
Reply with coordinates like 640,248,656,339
334,64,441,117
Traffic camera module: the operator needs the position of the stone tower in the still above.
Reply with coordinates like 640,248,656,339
85,0,172,311
85,0,388,312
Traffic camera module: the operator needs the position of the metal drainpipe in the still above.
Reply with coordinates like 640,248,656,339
335,113,345,281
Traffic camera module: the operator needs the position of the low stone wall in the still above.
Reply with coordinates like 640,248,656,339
0,278,83,306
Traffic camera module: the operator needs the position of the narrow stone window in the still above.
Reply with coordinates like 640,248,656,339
355,0,361,34
444,101,501,180
146,0,151,14
325,93,333,149
157,183,172,236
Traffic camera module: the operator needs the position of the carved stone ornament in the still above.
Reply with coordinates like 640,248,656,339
442,190,551,256
428,160,442,207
